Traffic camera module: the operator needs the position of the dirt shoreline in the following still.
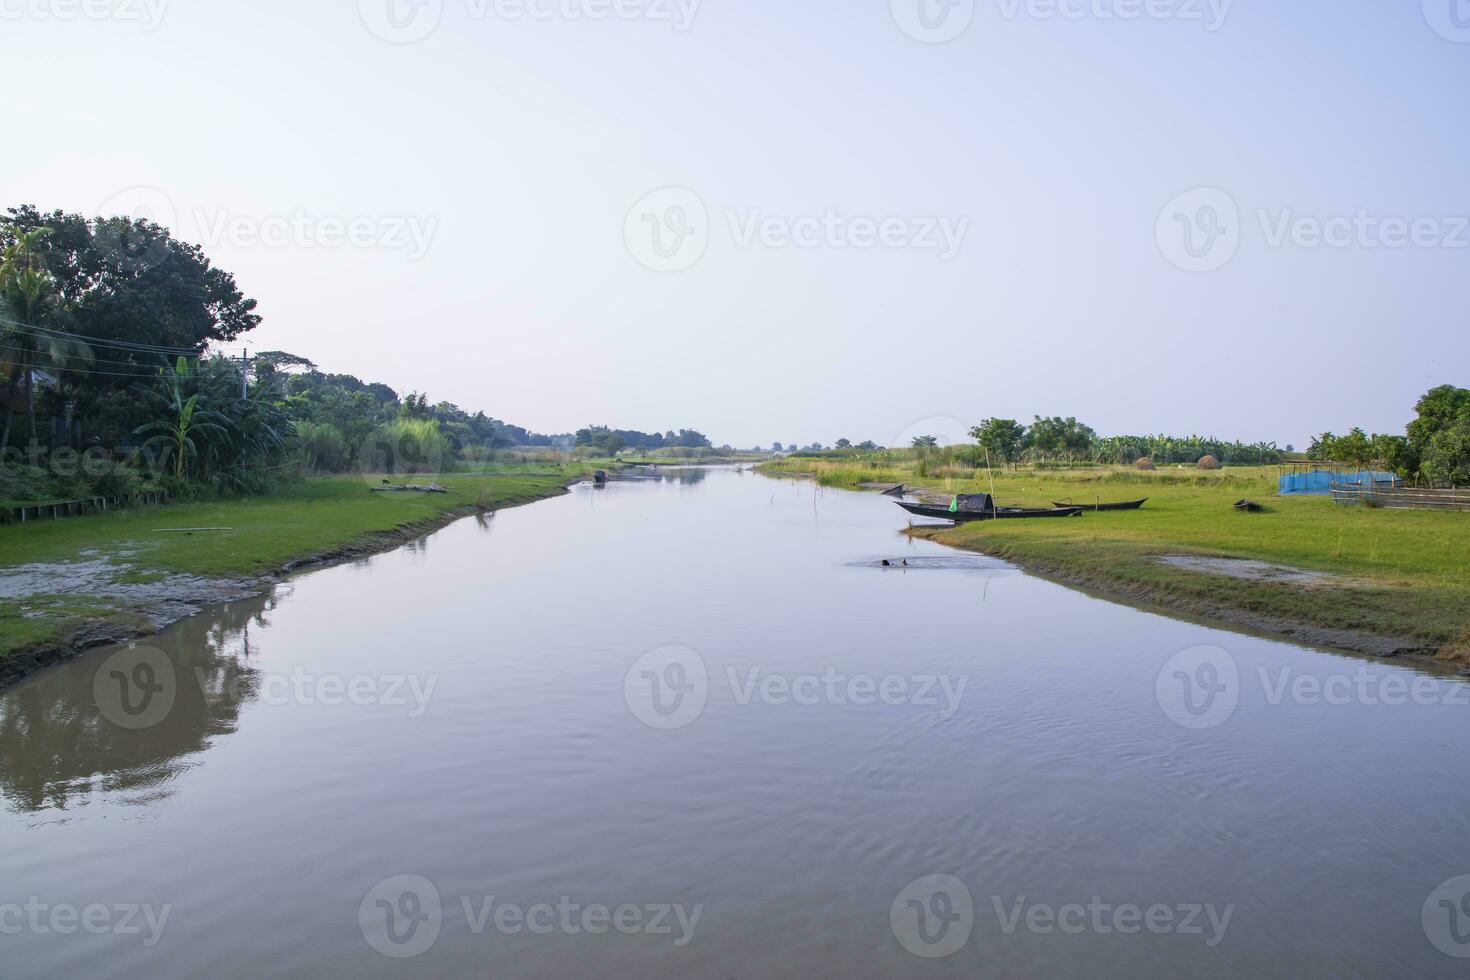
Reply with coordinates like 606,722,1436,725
904,526,1452,669
0,481,575,691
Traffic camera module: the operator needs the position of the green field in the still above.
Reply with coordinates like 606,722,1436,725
0,467,584,667
761,457,1470,662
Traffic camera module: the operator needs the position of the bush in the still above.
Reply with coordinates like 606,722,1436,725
295,421,350,473
363,419,451,475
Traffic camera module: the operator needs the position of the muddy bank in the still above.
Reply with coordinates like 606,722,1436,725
0,484,574,690
904,526,1444,665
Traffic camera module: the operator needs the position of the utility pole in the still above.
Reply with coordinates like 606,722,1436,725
240,348,248,399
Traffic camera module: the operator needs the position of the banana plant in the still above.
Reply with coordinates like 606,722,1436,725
135,357,230,481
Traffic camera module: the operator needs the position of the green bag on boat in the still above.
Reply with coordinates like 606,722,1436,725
949,496,959,513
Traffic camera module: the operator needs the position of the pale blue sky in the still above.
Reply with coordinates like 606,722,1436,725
3,0,1466,447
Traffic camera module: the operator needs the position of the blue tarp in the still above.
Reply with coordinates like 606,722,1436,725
1278,470,1400,495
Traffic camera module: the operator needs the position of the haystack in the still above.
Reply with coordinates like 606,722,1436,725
1196,455,1222,470
1135,457,1156,471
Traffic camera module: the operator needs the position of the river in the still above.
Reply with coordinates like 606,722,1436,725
2,467,1467,977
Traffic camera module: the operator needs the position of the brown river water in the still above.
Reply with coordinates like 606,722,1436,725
2,467,1468,978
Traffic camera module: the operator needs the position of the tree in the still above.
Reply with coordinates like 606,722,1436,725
1408,386,1470,453
856,440,878,450
1422,417,1470,486
1332,427,1372,468
1372,434,1416,478
3,206,260,358
970,418,1027,468
835,438,852,449
0,227,92,446
134,357,231,481
911,435,938,448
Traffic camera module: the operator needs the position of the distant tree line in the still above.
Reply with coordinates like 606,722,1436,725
0,204,724,504
964,416,1284,468
574,426,711,455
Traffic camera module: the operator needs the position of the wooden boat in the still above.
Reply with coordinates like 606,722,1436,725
895,500,1084,522
1051,498,1148,512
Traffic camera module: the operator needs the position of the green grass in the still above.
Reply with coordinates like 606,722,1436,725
0,467,584,666
0,469,575,577
761,457,1470,660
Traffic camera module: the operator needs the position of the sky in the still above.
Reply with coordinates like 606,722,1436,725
2,0,1466,449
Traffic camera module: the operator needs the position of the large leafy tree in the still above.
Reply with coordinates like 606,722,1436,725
2,205,260,372
970,418,1027,468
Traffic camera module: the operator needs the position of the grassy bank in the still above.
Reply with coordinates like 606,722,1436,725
761,456,1470,663
0,465,590,677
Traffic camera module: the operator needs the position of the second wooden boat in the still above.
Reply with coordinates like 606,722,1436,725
1051,498,1148,512
895,500,1084,522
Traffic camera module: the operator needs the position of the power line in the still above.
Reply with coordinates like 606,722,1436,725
0,315,203,356
0,342,179,371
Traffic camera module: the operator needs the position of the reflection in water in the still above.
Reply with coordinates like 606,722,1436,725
0,590,278,814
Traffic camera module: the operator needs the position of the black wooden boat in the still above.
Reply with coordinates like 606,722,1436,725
895,500,1084,522
1051,498,1148,512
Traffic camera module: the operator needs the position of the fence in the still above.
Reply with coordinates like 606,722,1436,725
1279,470,1401,495
1330,485,1470,511
0,491,171,526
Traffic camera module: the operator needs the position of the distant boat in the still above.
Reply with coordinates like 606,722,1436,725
1051,498,1148,512
895,500,1084,522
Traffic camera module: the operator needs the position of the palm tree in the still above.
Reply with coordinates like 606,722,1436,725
0,228,92,447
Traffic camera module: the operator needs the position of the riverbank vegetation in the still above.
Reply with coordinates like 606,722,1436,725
0,206,726,517
0,467,583,671
760,391,1470,663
